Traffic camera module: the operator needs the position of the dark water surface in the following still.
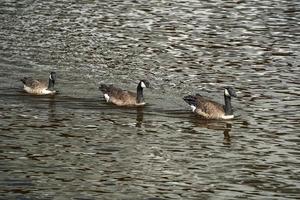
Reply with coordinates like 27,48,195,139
0,0,299,199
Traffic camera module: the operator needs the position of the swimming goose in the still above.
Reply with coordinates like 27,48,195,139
183,86,237,119
21,72,57,95
99,80,150,106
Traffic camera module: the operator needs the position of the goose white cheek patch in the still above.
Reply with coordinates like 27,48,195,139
224,89,230,96
141,82,146,88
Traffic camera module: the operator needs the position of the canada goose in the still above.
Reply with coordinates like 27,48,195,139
99,80,150,106
21,72,57,95
183,86,237,119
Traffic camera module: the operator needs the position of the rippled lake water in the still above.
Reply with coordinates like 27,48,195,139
0,0,299,199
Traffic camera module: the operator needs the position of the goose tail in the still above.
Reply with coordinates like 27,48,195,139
20,77,26,84
99,84,109,93
183,95,197,106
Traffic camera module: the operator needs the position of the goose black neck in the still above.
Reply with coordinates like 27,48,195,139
48,78,55,90
224,95,233,115
136,83,144,103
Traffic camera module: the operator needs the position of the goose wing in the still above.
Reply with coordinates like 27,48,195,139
110,86,136,100
21,77,47,89
99,84,137,105
195,96,224,115
99,84,130,97
184,95,224,116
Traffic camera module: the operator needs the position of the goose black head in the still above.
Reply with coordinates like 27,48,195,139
224,86,237,97
140,80,150,88
49,72,56,83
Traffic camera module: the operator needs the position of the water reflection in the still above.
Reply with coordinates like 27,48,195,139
47,95,57,123
189,114,233,144
223,123,232,145
0,0,299,199
135,107,144,128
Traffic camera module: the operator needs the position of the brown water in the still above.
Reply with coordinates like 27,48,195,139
0,0,300,199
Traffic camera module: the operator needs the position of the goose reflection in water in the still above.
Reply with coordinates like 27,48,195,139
189,115,233,144
135,107,144,128
46,95,69,128
47,96,56,123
